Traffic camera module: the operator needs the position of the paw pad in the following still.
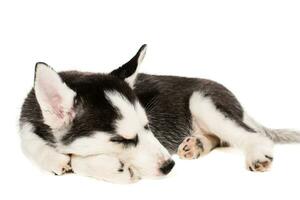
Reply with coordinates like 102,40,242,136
177,137,204,160
248,155,273,172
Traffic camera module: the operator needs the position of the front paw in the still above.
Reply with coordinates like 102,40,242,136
177,137,204,159
50,154,72,175
117,161,140,184
71,155,140,184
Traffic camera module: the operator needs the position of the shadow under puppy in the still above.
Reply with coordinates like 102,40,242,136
20,45,300,183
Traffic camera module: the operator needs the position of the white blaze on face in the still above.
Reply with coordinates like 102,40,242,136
105,90,172,177
105,91,142,139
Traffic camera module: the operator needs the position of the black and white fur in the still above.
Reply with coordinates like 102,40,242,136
19,45,300,183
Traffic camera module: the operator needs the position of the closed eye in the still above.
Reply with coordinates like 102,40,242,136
110,135,139,147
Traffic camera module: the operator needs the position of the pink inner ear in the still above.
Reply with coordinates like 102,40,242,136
35,65,76,128
49,94,76,122
50,94,65,119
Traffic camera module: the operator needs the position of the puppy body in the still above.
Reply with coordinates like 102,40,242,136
19,45,300,183
136,73,300,171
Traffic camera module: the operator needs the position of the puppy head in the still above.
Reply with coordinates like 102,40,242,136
34,45,174,178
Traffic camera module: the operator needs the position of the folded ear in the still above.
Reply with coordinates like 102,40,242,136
34,62,76,129
110,44,147,88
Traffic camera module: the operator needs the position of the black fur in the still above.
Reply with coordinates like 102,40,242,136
20,71,138,146
60,72,138,145
111,44,147,80
20,90,56,145
20,71,248,153
134,73,252,153
20,45,250,155
110,135,139,147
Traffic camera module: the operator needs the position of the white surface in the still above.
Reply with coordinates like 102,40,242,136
1,0,300,199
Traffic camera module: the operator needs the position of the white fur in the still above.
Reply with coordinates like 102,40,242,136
57,131,123,156
134,101,148,125
58,90,171,178
104,90,172,177
20,122,140,181
21,88,171,180
72,155,140,184
189,92,274,167
125,46,147,88
105,91,146,139
65,128,171,178
34,63,76,129
22,61,173,181
121,131,171,178
20,122,71,175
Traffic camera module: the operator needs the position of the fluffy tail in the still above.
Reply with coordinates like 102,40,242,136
244,114,300,144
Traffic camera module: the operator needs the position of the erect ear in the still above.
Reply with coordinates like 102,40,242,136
34,62,76,129
110,44,147,88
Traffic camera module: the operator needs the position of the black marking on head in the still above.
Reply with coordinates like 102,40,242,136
110,44,147,80
21,68,139,145
20,91,57,145
60,72,139,144
110,135,139,147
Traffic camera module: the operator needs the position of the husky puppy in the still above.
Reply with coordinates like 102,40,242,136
20,45,300,183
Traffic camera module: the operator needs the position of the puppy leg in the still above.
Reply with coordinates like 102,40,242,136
189,92,274,172
72,155,140,184
177,134,220,159
20,124,71,175
178,118,221,159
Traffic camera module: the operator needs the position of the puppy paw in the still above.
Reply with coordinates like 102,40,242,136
72,155,140,184
246,142,274,172
177,137,205,159
61,163,73,174
247,155,273,172
118,161,140,184
51,154,72,175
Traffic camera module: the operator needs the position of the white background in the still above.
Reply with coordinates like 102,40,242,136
1,0,300,199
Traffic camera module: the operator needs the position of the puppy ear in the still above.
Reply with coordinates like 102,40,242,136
110,44,147,88
34,62,76,129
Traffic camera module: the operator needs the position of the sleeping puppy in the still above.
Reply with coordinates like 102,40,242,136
20,45,173,183
19,45,300,183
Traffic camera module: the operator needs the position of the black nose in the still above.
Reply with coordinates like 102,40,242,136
159,159,175,175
